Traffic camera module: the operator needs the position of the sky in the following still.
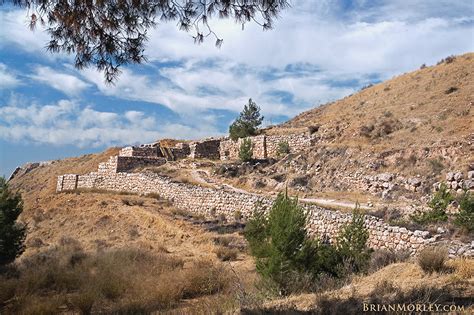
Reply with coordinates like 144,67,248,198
1,0,473,177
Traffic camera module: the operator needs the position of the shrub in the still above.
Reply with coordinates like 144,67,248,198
445,87,458,94
417,247,448,274
411,183,452,225
428,158,444,174
215,246,238,261
360,124,374,138
229,98,263,140
454,191,474,233
308,125,320,134
368,249,410,273
239,138,253,162
0,177,26,266
244,193,370,295
121,198,145,206
276,141,290,157
234,210,242,222
336,204,371,273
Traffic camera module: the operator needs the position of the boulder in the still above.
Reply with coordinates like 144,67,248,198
463,179,474,190
377,173,393,182
454,172,463,181
408,177,422,187
446,172,454,181
468,171,474,179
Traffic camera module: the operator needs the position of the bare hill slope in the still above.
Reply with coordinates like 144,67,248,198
274,53,473,149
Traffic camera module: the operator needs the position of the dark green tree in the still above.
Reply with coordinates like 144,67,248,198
245,195,371,294
0,177,26,265
229,98,264,140
411,183,453,224
9,1,289,83
245,193,323,294
238,138,253,162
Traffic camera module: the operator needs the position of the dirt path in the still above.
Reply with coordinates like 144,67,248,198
190,169,373,210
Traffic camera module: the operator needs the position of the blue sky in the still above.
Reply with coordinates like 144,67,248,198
1,0,473,177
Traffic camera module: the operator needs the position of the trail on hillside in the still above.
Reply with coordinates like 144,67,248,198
190,169,372,210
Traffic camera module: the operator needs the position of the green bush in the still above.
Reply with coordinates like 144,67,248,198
411,183,452,225
336,203,371,273
239,138,253,162
276,141,290,157
454,191,474,233
229,98,264,140
0,177,26,266
244,194,370,295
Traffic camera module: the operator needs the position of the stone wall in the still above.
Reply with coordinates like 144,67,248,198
265,133,315,158
119,146,161,158
189,139,221,159
98,156,166,174
57,170,446,255
56,174,78,191
219,132,315,161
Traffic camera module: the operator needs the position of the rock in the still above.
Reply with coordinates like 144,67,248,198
451,181,458,190
421,231,430,238
437,227,446,234
468,171,474,179
454,172,463,181
446,172,454,181
463,179,474,190
377,173,393,182
408,178,422,187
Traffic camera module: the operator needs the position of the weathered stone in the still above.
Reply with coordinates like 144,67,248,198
454,172,463,181
377,173,393,182
446,172,454,181
408,178,422,187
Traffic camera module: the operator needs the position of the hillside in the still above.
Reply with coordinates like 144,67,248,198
2,53,473,314
214,54,473,211
274,53,473,149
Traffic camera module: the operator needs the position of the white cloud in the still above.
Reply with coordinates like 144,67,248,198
29,66,90,96
0,63,20,89
0,98,221,147
0,9,50,57
1,2,473,125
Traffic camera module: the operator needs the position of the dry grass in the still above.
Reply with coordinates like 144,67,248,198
417,247,448,274
278,53,473,151
215,246,239,261
261,259,474,313
0,243,232,314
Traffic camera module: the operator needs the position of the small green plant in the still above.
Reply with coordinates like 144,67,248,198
239,138,253,162
454,191,474,233
411,184,452,225
427,158,444,174
0,177,26,265
276,141,290,157
233,210,242,222
336,203,371,273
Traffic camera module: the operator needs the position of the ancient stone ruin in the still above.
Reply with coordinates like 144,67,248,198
55,132,473,257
